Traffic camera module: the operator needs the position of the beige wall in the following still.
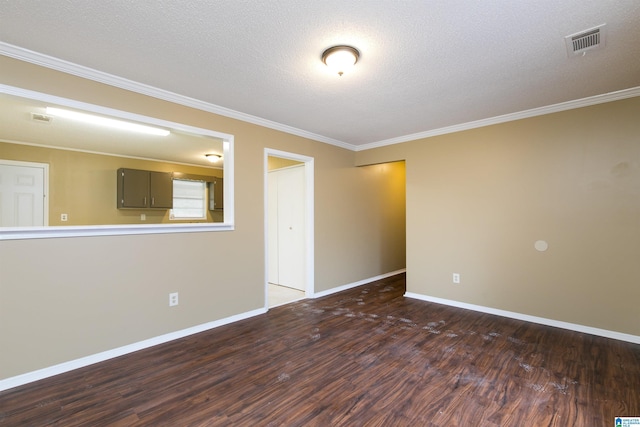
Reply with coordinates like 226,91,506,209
0,56,406,380
0,141,223,225
267,156,303,170
356,97,640,337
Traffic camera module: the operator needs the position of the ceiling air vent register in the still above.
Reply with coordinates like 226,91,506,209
31,113,53,124
565,24,606,57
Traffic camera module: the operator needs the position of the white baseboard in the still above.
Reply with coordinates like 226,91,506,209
0,307,267,392
405,292,640,345
313,269,406,298
1,271,409,392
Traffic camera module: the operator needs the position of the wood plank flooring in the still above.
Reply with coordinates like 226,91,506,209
1,273,639,426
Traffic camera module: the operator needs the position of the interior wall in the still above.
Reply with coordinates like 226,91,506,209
0,141,223,225
0,56,406,380
267,156,303,171
356,97,640,337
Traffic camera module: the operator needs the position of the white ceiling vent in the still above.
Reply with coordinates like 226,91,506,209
565,24,606,57
31,112,53,123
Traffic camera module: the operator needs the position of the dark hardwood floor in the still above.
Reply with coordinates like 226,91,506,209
1,273,639,426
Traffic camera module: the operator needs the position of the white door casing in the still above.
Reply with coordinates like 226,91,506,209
264,149,314,307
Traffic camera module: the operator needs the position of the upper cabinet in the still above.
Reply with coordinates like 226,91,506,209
117,168,173,209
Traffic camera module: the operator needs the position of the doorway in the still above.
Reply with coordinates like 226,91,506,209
0,159,49,227
265,149,314,308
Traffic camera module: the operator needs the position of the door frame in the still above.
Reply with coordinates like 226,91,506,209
0,159,49,226
264,149,314,308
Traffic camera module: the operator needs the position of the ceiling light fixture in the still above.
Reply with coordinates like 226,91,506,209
45,107,170,136
205,154,222,163
322,45,359,76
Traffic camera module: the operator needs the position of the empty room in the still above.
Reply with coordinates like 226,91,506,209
1,2,639,425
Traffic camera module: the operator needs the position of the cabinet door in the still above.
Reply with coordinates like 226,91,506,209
149,171,173,208
118,168,149,208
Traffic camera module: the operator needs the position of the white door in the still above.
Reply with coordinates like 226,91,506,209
0,161,46,227
268,165,305,290
267,170,280,284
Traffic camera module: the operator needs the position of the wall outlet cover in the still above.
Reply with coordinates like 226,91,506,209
169,292,179,306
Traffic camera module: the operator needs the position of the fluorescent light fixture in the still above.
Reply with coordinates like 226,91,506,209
45,107,170,136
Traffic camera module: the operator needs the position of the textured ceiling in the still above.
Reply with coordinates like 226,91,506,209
1,1,639,150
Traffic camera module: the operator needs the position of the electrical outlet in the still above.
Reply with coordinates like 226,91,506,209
169,292,179,307
60,213,68,221
453,273,460,284
140,213,146,221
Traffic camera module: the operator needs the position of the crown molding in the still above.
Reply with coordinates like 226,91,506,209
0,42,356,151
356,86,640,151
2,42,637,154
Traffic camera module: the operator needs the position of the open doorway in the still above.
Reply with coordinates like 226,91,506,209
264,149,314,308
